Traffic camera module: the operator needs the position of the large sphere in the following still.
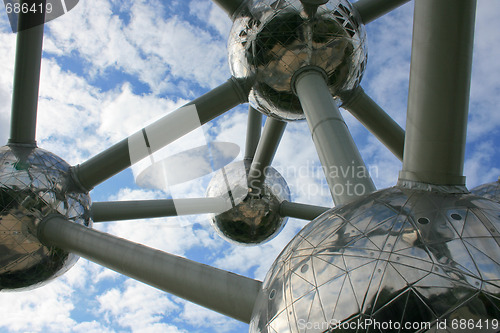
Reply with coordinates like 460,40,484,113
228,0,367,121
0,145,91,290
206,161,290,245
250,187,500,332
471,177,500,203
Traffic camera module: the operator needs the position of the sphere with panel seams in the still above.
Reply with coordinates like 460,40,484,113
250,186,500,332
228,0,367,121
206,160,290,245
471,177,500,203
0,145,92,290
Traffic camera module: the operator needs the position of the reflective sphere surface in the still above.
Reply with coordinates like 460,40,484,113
471,177,500,203
0,145,91,290
250,187,500,332
228,0,367,121
206,161,290,245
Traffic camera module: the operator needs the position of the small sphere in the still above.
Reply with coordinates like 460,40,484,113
206,161,290,245
228,0,367,121
250,187,500,332
0,145,91,290
470,177,500,203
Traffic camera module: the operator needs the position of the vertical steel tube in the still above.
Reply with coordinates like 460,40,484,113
9,5,46,145
400,0,476,186
38,216,262,323
340,86,405,161
294,68,376,205
353,0,411,24
244,106,263,162
247,117,286,194
72,77,252,191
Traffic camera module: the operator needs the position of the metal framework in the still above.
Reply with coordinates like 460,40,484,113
2,0,493,330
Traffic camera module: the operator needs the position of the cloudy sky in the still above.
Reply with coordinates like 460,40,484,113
0,0,499,332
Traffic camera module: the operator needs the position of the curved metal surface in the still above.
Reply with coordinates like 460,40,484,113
0,145,91,290
250,186,500,332
471,178,500,203
228,0,367,120
206,160,291,245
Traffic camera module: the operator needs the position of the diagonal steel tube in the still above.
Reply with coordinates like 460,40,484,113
279,201,330,221
247,117,287,195
91,197,229,222
244,106,263,162
353,0,411,24
71,77,253,191
38,215,262,323
9,6,46,146
340,86,405,161
294,68,376,205
211,0,246,19
399,0,476,186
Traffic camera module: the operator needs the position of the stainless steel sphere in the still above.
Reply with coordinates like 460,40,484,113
0,145,91,290
471,177,500,203
250,187,500,332
206,160,290,245
228,0,367,121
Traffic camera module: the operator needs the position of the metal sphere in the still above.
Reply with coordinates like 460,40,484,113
228,0,367,121
250,187,500,332
206,160,290,245
0,145,91,290
471,177,500,203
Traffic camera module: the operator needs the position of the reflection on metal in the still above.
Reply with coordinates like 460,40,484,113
0,145,91,290
135,142,240,189
471,177,500,203
228,0,367,120
250,186,500,332
207,161,290,245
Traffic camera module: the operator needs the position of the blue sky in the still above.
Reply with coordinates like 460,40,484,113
0,1,499,332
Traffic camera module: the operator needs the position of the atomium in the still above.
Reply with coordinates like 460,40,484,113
0,145,91,290
250,186,500,332
228,0,367,120
1,0,499,331
206,160,291,245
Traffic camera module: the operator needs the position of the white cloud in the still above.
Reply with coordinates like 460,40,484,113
44,0,230,95
178,301,244,333
0,280,76,332
97,279,182,332
189,0,233,37
464,140,500,189
467,0,500,141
